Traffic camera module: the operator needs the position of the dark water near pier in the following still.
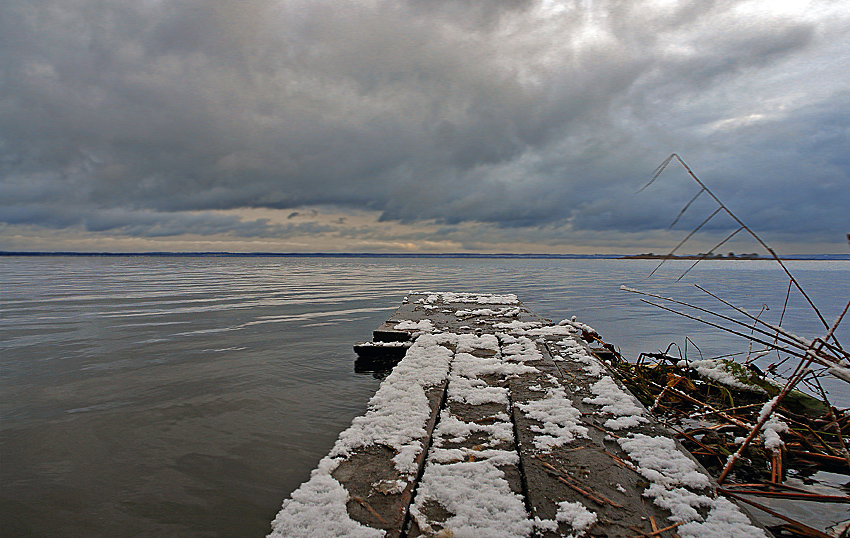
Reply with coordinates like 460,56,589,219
1,256,847,537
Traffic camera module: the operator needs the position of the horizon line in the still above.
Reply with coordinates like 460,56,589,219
2,251,848,260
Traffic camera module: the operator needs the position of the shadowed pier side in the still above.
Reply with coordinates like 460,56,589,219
269,292,769,538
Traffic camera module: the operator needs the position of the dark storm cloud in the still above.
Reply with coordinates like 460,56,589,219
1,0,847,245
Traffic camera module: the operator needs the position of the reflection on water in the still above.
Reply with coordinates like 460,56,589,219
1,257,847,537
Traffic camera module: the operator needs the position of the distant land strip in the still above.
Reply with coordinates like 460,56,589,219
2,252,848,261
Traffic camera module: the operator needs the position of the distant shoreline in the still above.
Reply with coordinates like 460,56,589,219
2,251,848,261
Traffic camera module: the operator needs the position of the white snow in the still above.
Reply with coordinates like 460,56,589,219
500,334,544,363
448,373,510,405
331,333,454,474
455,333,500,354
356,340,410,348
433,413,514,447
523,325,577,337
583,376,648,429
678,497,769,538
758,396,779,423
456,308,499,317
452,350,538,379
642,483,714,522
558,318,596,335
447,341,537,405
411,459,532,538
456,307,522,318
495,320,543,331
516,385,588,451
762,415,788,453
618,434,710,490
556,501,597,534
393,319,435,332
267,459,385,538
686,359,767,393
533,517,558,532
617,433,764,534
429,447,520,466
421,292,519,305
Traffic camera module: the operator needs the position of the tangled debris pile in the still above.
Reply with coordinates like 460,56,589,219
597,349,849,538
615,154,850,537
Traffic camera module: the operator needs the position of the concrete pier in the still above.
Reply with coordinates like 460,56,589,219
269,292,768,538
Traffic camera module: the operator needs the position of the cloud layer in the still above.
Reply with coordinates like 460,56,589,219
1,0,848,251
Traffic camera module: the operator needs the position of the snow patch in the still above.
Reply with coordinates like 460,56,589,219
268,459,384,538
762,415,789,453
558,318,596,335
448,374,509,405
331,333,453,475
421,292,520,305
583,376,648,429
524,325,577,337
452,350,536,379
516,385,588,451
617,433,763,533
494,320,543,332
500,334,544,363
556,500,597,535
456,307,522,318
678,497,769,538
411,459,532,538
393,319,434,332
434,413,514,447
686,359,767,394
618,434,710,490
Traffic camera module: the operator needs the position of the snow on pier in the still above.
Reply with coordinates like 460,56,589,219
269,293,768,538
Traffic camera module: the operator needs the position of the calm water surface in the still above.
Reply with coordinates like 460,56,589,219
1,257,848,537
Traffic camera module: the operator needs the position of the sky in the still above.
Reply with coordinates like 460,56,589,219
1,0,848,254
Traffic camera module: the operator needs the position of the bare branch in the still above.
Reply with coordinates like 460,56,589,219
670,187,707,228
676,226,744,281
643,154,837,344
648,207,722,278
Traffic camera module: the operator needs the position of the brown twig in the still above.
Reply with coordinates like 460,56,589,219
350,496,388,525
669,425,721,458
586,421,621,438
719,489,833,538
536,457,624,508
783,416,840,457
814,377,850,468
717,489,849,503
648,382,752,430
602,449,638,471
687,402,763,419
649,522,683,536
717,347,820,484
787,450,850,468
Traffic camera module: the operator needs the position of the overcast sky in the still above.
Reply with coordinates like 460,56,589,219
1,0,848,254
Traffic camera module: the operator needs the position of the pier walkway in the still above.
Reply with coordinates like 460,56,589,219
268,293,767,538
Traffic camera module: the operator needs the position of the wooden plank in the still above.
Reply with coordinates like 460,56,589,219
510,337,674,538
331,381,447,537
408,340,526,537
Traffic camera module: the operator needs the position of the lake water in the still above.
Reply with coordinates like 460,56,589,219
1,256,848,537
